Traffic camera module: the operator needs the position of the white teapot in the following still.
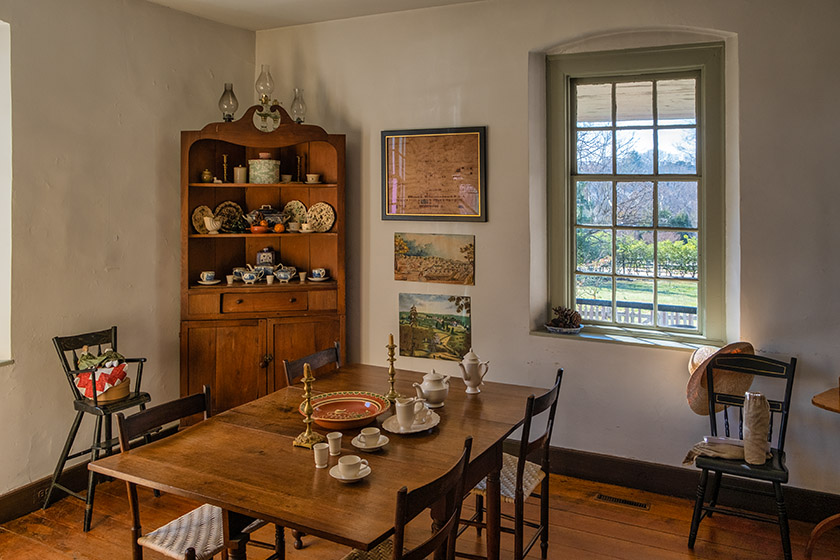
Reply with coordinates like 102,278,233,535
459,348,489,394
412,370,450,409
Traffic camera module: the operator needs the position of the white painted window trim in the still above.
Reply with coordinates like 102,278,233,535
0,21,11,362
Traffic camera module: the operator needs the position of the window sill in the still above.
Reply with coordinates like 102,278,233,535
0,359,13,368
531,326,722,351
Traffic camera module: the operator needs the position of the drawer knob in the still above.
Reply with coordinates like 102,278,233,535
290,297,297,303
236,299,244,304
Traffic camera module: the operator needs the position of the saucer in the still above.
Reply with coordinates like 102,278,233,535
329,464,371,483
351,434,389,452
308,276,331,282
382,411,440,434
197,279,221,285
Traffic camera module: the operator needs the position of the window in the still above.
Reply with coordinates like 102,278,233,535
0,20,10,362
547,44,725,343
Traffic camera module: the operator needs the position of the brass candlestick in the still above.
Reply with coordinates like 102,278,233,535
222,154,229,182
385,333,400,402
293,363,326,448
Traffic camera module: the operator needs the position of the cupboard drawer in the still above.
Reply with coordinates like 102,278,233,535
222,292,308,313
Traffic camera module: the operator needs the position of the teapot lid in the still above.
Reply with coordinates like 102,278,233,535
424,369,445,379
461,348,481,363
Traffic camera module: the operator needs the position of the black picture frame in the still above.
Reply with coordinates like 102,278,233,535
381,126,487,221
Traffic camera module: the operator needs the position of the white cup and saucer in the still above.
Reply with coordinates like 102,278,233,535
382,397,441,434
351,427,389,452
329,455,371,483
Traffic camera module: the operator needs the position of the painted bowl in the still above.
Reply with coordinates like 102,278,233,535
301,391,391,430
250,225,270,234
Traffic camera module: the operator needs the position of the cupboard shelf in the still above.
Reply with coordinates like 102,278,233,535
189,182,338,188
189,232,338,238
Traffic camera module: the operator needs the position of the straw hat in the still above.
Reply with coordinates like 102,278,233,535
686,342,755,415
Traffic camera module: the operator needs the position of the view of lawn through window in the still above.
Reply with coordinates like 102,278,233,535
572,74,700,330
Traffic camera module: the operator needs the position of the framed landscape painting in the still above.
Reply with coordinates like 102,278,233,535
394,233,475,285
381,126,487,221
398,293,471,361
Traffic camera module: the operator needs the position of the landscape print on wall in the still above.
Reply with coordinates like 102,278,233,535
399,293,471,361
394,233,475,285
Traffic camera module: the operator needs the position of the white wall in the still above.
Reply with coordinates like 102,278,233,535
256,0,840,492
0,0,254,494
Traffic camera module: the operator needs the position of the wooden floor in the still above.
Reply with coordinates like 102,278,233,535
1,474,839,559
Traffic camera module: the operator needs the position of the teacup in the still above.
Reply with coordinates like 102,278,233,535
241,271,258,284
281,174,293,183
306,173,320,184
358,427,381,447
226,274,235,285
300,223,312,232
395,397,429,430
200,271,215,282
338,455,368,478
311,268,327,279
287,222,300,232
274,269,293,283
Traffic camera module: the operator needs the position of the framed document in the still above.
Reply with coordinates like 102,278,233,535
381,126,487,221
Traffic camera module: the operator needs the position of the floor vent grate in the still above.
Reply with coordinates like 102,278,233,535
594,493,650,510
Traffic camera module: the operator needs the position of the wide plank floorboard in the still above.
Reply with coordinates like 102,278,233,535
2,474,838,559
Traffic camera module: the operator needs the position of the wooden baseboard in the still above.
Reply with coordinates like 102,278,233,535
547,446,840,524
0,462,89,525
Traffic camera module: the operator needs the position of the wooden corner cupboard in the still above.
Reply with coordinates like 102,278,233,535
180,106,346,413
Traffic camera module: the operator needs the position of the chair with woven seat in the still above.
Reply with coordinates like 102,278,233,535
457,368,563,560
117,386,282,560
282,341,341,386
44,325,153,532
687,353,797,560
341,437,472,560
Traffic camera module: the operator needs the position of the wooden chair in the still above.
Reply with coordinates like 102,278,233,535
282,341,341,386
117,386,283,560
44,325,152,532
688,354,798,560
341,437,473,560
457,369,563,560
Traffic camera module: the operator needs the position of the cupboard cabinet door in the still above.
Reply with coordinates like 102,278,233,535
180,320,267,413
267,316,343,391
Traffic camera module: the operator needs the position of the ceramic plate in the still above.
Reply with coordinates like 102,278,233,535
308,276,331,282
283,200,308,224
197,279,221,285
351,434,390,452
329,464,371,483
191,205,213,234
382,411,441,435
214,201,244,233
307,202,336,233
301,391,390,430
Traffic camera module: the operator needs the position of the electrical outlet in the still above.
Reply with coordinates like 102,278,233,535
34,487,48,507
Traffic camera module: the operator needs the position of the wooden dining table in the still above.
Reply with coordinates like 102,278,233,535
89,363,542,559
805,378,840,559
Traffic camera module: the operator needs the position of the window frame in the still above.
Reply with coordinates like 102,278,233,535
547,43,725,345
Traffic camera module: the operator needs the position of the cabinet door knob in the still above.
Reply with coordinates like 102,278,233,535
289,297,297,303
259,353,274,368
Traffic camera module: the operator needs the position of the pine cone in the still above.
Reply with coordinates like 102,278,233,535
550,306,581,328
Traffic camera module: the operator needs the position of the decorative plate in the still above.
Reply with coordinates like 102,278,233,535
306,202,336,232
382,411,441,435
544,324,583,335
301,391,390,430
214,201,244,233
283,200,308,225
191,205,213,234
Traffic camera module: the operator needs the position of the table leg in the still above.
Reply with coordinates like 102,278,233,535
486,466,501,560
805,512,840,559
223,510,252,560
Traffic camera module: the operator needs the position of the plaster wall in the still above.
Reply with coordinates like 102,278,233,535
256,0,840,492
0,0,254,493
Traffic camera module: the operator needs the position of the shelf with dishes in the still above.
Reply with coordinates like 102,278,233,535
190,280,337,291
189,232,338,238
191,199,337,235
189,182,338,188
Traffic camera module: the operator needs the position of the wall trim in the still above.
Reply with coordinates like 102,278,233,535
0,462,88,524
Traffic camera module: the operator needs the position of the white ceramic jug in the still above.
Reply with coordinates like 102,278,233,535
459,348,489,394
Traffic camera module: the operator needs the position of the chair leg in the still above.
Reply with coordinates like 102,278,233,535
83,415,104,532
688,469,708,549
514,490,525,560
773,482,792,560
474,493,484,537
707,471,722,517
275,525,286,560
43,411,84,509
539,476,549,559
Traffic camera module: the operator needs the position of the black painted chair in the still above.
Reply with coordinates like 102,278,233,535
118,386,282,560
341,437,473,560
44,326,152,532
282,341,341,386
457,369,563,560
687,354,797,560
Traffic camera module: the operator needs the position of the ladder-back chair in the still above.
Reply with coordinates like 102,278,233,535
282,341,341,386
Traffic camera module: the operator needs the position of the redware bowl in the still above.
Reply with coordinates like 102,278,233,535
300,391,391,430
249,225,270,234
